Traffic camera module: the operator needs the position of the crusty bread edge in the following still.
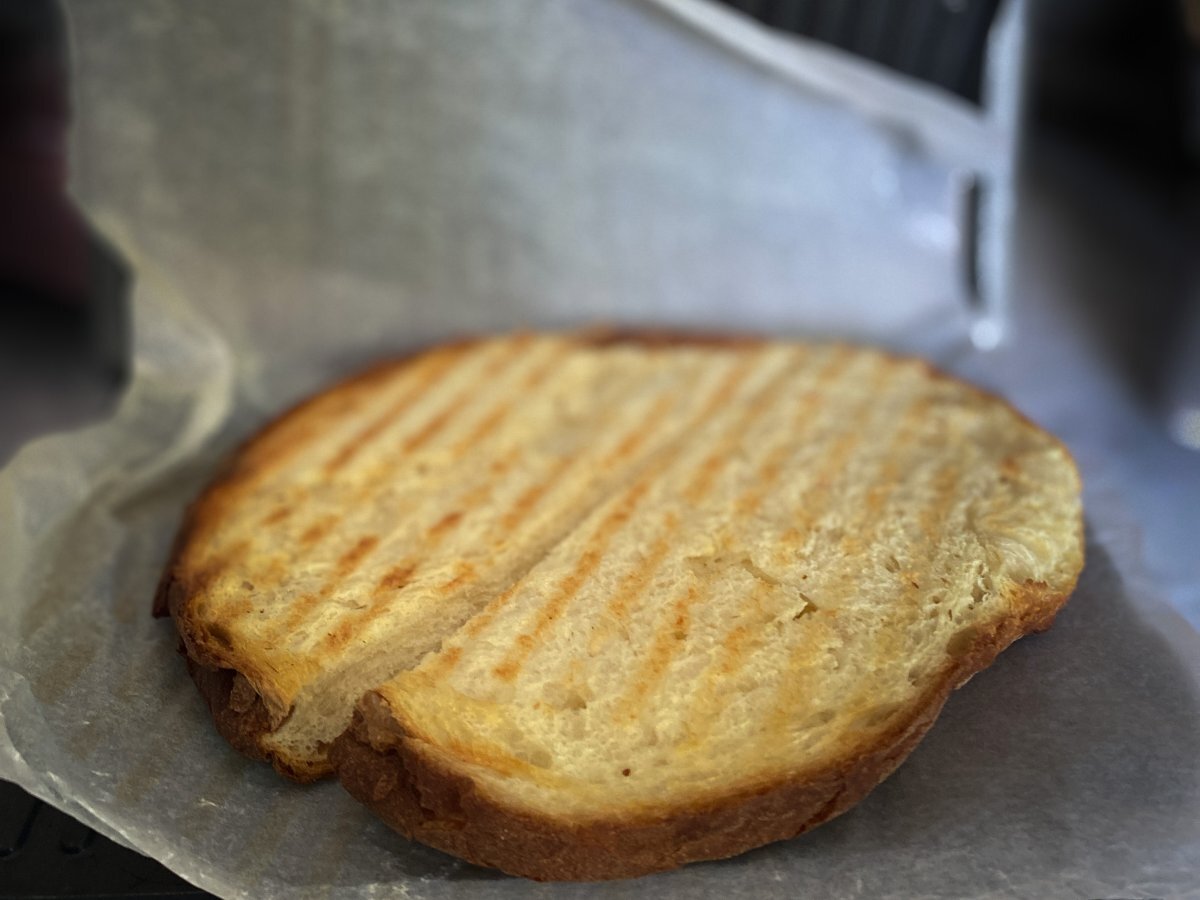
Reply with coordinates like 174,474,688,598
151,331,748,782
153,350,476,782
152,329,768,781
154,328,1084,794
330,577,1077,881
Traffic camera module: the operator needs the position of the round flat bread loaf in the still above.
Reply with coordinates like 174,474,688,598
156,331,1083,879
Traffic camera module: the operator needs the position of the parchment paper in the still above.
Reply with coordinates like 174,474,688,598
2,1,1198,898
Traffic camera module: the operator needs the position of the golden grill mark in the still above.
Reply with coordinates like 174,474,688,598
497,455,574,533
397,335,536,456
449,582,522,647
257,516,340,632
682,356,906,737
584,349,835,663
259,342,546,641
681,352,811,508
360,455,514,590
321,346,468,477
419,380,730,676
733,353,855,515
447,340,574,457
345,338,562,508
312,363,673,653
223,341,545,637
610,347,856,718
435,353,763,675
712,582,773,673
620,585,698,710
336,535,380,578
584,515,680,658
491,485,649,682
375,562,417,596
280,340,564,638
496,390,675,535
299,515,338,548
760,389,942,737
400,407,455,454
272,531,380,635
439,561,476,592
313,444,529,652
260,505,292,528
243,422,320,483
885,460,964,612
281,351,747,674
276,593,318,641
715,580,772,657
430,510,463,537
310,342,578,638
488,352,781,683
439,645,463,670
188,539,251,597
239,359,415,490
450,402,517,458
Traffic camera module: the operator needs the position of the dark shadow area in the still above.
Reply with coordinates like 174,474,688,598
1025,137,1198,413
1025,0,1200,411
0,0,130,469
718,0,1002,104
0,783,209,899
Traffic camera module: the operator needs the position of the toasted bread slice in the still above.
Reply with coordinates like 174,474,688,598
326,336,1082,880
158,332,1082,877
158,332,769,778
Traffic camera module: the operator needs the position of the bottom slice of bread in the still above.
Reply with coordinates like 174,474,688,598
331,580,1067,881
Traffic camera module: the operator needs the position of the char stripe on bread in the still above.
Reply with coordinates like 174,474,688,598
266,337,551,638
603,350,904,743
421,349,765,670
606,347,864,713
313,385,684,657
312,376,682,657
577,347,858,671
487,346,803,684
319,342,484,478
159,332,1084,878
333,341,1079,878
676,355,902,724
166,335,785,779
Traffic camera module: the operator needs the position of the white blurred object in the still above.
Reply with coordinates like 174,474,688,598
652,0,1029,350
66,0,1027,415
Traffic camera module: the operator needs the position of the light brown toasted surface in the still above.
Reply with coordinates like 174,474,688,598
158,330,1083,879
331,580,1068,880
158,331,791,779
358,340,1081,823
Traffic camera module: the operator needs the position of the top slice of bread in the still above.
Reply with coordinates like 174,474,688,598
158,332,774,778
157,332,1083,877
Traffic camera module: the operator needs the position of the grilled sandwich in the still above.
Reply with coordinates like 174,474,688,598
156,331,1083,879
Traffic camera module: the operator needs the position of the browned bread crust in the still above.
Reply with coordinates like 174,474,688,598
153,330,764,781
182,657,274,765
329,580,1069,881
155,329,1083,880
154,354,434,781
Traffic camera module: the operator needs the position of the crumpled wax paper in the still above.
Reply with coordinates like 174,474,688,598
2,1,1198,898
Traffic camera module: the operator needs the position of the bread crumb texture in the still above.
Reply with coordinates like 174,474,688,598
161,333,1083,875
